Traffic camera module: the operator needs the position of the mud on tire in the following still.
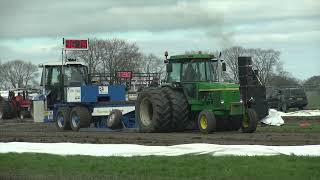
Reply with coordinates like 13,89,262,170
136,88,172,132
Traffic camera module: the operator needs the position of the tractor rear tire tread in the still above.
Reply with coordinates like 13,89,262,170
164,87,190,131
136,87,172,132
149,88,172,131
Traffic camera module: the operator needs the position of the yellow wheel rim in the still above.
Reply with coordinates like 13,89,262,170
242,114,249,128
200,115,208,130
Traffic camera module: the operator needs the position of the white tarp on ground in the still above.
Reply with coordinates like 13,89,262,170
278,109,320,117
261,109,320,126
261,109,285,126
1,142,320,156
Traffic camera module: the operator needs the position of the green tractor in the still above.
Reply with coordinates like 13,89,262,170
135,52,259,133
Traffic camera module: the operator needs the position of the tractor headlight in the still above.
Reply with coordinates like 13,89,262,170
220,100,224,104
240,99,243,103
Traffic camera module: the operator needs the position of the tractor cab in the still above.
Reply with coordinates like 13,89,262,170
166,53,226,83
164,52,237,105
39,60,88,107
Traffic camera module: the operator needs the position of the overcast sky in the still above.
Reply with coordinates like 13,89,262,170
0,0,319,80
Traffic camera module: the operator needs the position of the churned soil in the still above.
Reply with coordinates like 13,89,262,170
0,117,320,146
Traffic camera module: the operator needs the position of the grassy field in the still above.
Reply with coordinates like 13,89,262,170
257,122,320,133
306,91,320,109
0,153,319,180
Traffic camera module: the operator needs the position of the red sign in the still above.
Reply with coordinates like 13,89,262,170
117,71,133,79
64,39,88,50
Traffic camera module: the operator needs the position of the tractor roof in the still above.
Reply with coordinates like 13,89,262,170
38,61,86,67
169,53,215,61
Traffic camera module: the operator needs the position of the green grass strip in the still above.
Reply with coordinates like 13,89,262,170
257,123,320,133
0,153,319,180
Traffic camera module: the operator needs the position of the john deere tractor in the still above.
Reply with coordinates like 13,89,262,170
135,52,259,133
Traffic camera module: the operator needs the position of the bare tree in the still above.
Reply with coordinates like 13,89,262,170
70,38,143,75
0,60,4,89
221,46,281,85
268,74,300,87
248,48,280,85
102,39,142,75
304,75,320,91
1,60,38,88
142,53,165,75
304,75,320,86
221,46,246,82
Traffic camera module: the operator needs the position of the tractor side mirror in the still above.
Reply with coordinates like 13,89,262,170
166,63,172,73
222,62,226,71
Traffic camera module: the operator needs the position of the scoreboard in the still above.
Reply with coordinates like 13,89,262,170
117,71,133,79
64,39,89,50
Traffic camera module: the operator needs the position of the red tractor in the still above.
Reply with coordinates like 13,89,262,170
0,90,32,120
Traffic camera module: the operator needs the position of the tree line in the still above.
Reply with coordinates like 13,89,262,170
0,38,319,90
69,38,164,76
0,60,38,89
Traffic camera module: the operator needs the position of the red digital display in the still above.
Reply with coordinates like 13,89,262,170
117,71,133,79
64,39,88,50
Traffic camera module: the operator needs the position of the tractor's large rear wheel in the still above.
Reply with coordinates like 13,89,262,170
0,108,3,120
164,87,190,131
70,106,91,131
55,107,71,131
0,101,5,120
241,108,258,133
0,100,15,120
136,88,172,132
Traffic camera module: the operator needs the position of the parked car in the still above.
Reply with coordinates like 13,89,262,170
267,87,308,112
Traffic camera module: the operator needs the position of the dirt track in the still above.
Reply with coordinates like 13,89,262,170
0,118,320,146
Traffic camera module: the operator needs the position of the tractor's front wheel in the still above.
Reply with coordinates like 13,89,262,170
198,111,216,133
55,107,71,131
241,108,258,133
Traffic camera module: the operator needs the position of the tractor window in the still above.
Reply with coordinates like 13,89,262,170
167,63,181,82
51,67,61,85
181,62,206,81
64,65,88,86
206,61,218,81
